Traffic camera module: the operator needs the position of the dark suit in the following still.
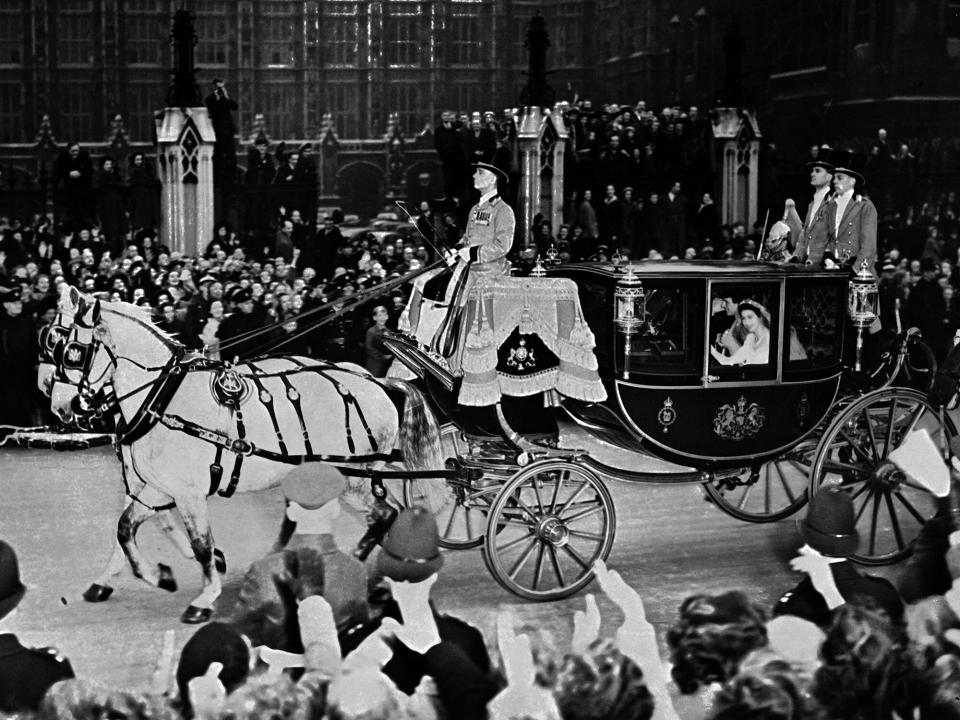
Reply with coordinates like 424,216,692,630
340,602,497,720
825,193,878,273
795,191,833,266
659,192,690,258
0,634,74,713
773,560,904,627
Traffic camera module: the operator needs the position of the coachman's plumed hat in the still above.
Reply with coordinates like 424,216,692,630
376,506,443,583
800,485,860,557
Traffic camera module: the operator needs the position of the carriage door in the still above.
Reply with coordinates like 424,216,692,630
706,280,781,384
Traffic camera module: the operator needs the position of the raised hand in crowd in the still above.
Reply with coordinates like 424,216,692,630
489,609,562,720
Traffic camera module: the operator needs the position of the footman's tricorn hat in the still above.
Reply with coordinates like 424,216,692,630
800,485,860,557
377,505,443,583
0,540,27,620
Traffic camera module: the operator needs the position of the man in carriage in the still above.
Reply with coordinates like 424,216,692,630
399,151,514,371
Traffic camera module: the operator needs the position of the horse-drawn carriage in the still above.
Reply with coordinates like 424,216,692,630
384,258,952,599
35,257,955,620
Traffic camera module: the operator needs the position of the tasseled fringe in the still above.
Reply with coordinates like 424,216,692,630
461,347,498,374
458,379,502,406
568,320,596,349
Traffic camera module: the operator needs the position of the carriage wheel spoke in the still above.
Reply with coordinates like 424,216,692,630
444,503,460,538
512,491,542,523
568,529,605,542
561,543,592,573
548,545,565,587
736,480,754,510
557,481,590,515
774,462,797,504
763,464,771,515
532,478,545,514
893,491,927,525
508,537,539,579
532,544,546,590
464,506,474,540
869,490,882,555
498,516,536,528
902,403,925,435
549,471,566,513
861,409,880,461
837,429,873,464
900,478,934,493
853,487,873,524
883,399,898,458
884,491,906,551
498,530,535,554
821,457,870,479
849,482,870,503
561,500,604,524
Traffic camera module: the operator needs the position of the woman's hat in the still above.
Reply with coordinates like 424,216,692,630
376,506,443,583
0,540,27,620
800,485,860,557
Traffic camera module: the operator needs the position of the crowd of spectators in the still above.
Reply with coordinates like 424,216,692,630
7,466,960,719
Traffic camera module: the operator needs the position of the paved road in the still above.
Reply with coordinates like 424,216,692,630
0,431,902,694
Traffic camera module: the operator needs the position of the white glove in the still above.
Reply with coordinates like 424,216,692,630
187,662,226,720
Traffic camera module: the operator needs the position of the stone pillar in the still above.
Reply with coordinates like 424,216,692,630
547,103,569,235
711,107,761,228
156,108,216,256
517,105,543,249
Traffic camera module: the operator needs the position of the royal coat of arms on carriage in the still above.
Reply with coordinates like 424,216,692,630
712,395,766,440
506,337,537,372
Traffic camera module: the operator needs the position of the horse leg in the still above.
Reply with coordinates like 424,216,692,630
116,488,178,593
174,492,221,624
153,509,227,574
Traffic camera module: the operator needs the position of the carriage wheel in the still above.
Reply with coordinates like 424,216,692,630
702,441,814,523
403,424,501,549
809,387,955,565
482,460,616,601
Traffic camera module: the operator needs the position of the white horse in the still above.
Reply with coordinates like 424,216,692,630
37,291,217,601
47,288,444,623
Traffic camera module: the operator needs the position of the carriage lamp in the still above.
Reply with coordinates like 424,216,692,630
614,265,645,378
545,244,560,266
848,259,879,372
530,255,548,277
611,249,625,271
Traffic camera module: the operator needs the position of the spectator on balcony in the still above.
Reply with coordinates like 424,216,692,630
598,184,623,247
576,189,599,243
204,78,238,189
462,113,497,167
127,152,159,233
94,157,127,255
660,180,690,259
54,142,94,228
245,138,275,186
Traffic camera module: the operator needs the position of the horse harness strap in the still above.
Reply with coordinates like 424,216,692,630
154,411,401,496
114,354,188,445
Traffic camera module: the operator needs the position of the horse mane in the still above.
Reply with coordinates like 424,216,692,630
100,299,185,349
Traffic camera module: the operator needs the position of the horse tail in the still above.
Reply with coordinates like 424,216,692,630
379,378,443,473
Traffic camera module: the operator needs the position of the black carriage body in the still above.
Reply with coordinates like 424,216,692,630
551,261,849,468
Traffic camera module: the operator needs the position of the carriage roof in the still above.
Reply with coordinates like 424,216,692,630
553,259,845,281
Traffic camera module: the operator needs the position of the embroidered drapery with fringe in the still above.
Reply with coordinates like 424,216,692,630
456,276,607,407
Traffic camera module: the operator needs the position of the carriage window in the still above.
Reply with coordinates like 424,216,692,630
709,282,780,379
785,281,844,371
620,279,704,377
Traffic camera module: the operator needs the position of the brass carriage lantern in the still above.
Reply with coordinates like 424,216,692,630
614,264,645,378
848,259,879,372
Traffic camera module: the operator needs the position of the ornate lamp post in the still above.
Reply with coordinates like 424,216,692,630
614,265,645,379
848,259,879,372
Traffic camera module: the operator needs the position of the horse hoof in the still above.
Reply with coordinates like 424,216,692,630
157,564,178,593
214,548,226,575
181,605,213,624
82,584,114,603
